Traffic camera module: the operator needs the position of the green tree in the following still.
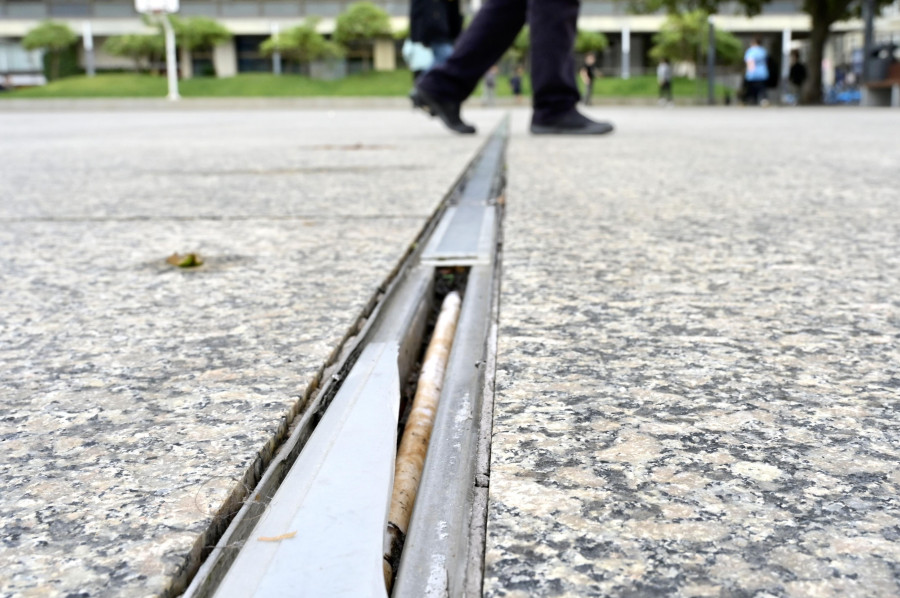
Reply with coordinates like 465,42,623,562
505,26,530,65
624,0,768,13
624,0,894,103
260,18,344,73
393,26,410,42
103,34,165,74
648,10,743,72
170,16,231,78
334,2,392,71
22,21,79,81
575,30,610,55
799,0,893,104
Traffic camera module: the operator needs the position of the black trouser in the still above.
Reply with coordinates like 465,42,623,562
659,80,672,101
746,79,767,105
416,0,581,124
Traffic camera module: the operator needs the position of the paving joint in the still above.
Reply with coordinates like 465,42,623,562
182,118,509,597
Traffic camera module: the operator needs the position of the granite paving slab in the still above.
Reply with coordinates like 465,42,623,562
487,108,900,597
0,109,502,597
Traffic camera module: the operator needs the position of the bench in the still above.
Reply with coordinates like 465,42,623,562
863,62,900,107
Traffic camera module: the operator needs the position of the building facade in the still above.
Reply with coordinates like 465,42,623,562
1,0,898,86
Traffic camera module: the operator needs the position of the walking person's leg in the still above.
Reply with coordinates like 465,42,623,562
528,0,612,134
528,0,580,124
412,0,526,132
413,0,613,135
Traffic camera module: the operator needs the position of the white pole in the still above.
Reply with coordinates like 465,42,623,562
82,21,95,77
621,25,631,80
782,28,791,102
271,22,282,75
161,14,180,100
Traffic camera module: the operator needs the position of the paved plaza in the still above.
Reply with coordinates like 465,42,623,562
1,105,899,597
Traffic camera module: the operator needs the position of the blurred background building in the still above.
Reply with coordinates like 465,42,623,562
1,0,899,88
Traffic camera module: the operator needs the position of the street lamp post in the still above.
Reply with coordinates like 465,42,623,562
272,22,282,76
862,0,876,83
82,21,95,77
135,0,180,100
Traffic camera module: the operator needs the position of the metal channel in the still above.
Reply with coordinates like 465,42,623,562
420,118,506,267
183,119,508,598
393,119,507,597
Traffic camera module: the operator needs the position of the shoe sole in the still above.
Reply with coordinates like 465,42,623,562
410,92,436,117
410,89,476,135
530,123,614,135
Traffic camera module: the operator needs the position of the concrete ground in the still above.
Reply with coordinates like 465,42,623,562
489,107,900,597
0,108,494,596
1,105,899,597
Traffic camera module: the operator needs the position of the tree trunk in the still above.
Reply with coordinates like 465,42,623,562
180,46,193,79
802,8,833,105
151,51,161,76
51,51,60,81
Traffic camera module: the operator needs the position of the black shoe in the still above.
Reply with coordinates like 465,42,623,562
410,88,434,116
530,110,614,135
410,87,476,135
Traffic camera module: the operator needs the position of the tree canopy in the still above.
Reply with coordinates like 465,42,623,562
333,2,392,47
503,27,530,65
22,21,79,80
22,20,78,52
170,16,231,52
575,30,610,55
649,10,743,66
103,34,165,74
624,0,767,15
260,19,344,66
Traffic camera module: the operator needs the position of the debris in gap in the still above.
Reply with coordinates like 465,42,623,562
435,266,469,297
257,531,297,542
166,253,204,268
383,290,462,591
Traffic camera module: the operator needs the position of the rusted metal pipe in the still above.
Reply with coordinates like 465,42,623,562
384,290,462,590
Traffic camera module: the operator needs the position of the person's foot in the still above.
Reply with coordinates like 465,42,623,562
530,110,614,135
410,87,476,135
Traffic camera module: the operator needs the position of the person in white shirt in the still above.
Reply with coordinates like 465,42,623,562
657,58,673,104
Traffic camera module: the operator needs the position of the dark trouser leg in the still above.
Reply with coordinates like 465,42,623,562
529,0,581,124
748,80,763,104
417,0,526,104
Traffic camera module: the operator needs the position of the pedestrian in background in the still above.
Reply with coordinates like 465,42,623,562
510,65,524,105
657,58,673,105
744,37,770,106
410,0,614,135
580,52,597,105
788,50,807,104
483,65,498,105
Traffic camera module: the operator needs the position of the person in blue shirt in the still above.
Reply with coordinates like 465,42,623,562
744,38,770,105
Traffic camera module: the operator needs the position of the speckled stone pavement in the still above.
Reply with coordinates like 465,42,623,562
0,108,499,597
3,106,899,598
486,108,900,597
